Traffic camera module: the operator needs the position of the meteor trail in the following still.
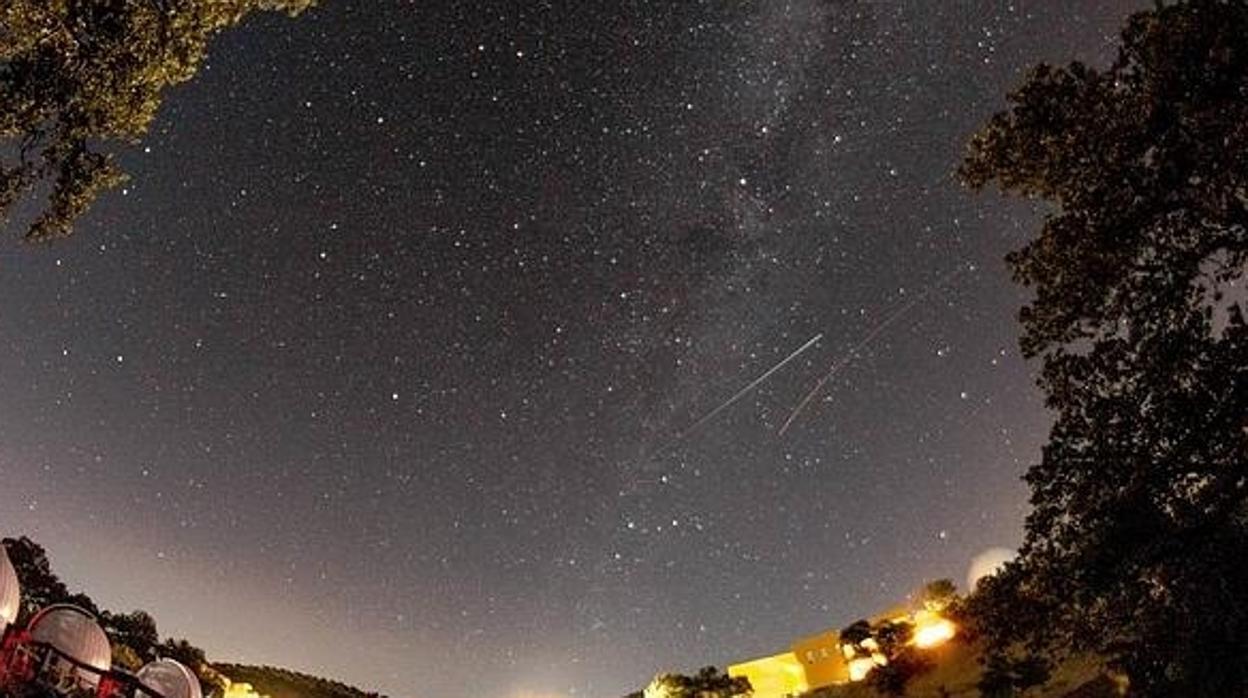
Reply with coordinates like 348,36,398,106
779,265,968,436
678,332,824,439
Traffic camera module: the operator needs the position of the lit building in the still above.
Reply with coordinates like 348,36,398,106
791,630,851,687
726,652,808,698
728,610,957,698
728,631,849,698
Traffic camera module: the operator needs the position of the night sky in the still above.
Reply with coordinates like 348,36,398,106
0,3,1146,698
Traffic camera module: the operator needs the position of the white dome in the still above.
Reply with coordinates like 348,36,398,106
28,605,112,682
967,547,1016,590
0,545,20,630
138,659,202,698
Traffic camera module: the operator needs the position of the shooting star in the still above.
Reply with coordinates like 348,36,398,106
779,265,968,436
677,332,824,440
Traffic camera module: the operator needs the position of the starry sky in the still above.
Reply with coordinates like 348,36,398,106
0,2,1146,698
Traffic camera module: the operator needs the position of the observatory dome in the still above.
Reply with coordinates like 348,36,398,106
0,545,19,631
967,547,1016,591
27,605,112,681
138,659,202,698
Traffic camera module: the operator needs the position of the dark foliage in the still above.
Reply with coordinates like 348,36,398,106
919,579,958,611
962,1,1248,695
1,537,98,623
0,0,312,240
100,610,161,669
865,648,933,698
839,620,873,648
976,653,1051,698
838,614,940,696
214,664,386,698
637,666,751,698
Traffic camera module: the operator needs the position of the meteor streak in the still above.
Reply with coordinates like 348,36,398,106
779,265,968,436
678,332,824,439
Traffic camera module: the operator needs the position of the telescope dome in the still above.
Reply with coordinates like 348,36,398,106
967,547,1016,591
138,659,202,698
0,545,19,630
27,604,112,682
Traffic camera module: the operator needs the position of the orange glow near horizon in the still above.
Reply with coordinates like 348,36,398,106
911,610,957,649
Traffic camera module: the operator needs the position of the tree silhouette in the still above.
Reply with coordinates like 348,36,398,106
213,663,388,698
962,1,1248,695
838,619,873,649
867,649,932,698
976,654,1051,698
870,620,912,660
0,0,314,240
101,610,161,667
1,536,97,622
640,667,750,698
919,579,957,612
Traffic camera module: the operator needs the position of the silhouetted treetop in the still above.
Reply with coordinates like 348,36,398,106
961,0,1248,359
0,0,313,241
962,1,1248,695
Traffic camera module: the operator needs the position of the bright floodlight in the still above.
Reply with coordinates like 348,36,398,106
911,610,957,649
847,656,876,682
27,605,112,685
138,658,203,698
0,544,20,631
967,547,1016,591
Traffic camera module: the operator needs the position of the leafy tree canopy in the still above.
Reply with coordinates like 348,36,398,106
101,609,161,668
215,663,386,698
962,1,1248,695
640,667,751,698
976,654,1051,698
866,649,932,698
919,579,958,612
837,614,940,696
839,619,874,650
0,0,313,240
2,536,97,622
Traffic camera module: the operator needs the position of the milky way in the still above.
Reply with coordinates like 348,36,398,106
0,3,1145,697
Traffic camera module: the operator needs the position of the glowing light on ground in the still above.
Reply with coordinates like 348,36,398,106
221,679,268,698
847,657,876,682
911,610,957,649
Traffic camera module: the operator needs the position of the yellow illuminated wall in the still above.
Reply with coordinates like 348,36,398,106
791,630,851,687
727,651,808,698
729,632,852,698
729,611,958,697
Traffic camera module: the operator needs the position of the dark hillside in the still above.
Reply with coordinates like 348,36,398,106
206,664,385,698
